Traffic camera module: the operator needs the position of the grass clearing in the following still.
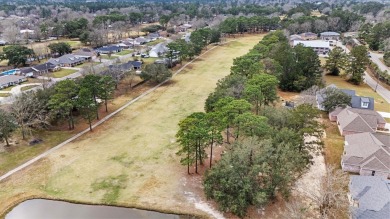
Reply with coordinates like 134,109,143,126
116,50,133,56
51,69,78,78
0,34,264,217
0,93,10,97
78,62,101,68
325,74,390,112
322,113,344,168
146,39,165,46
21,85,39,91
100,55,117,60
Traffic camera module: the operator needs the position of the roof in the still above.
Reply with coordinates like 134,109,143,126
301,32,317,37
320,31,340,36
0,75,26,85
32,62,56,71
48,54,86,65
95,45,121,52
293,40,330,48
343,132,390,173
349,176,390,219
109,61,134,71
19,67,34,74
129,61,142,68
319,84,375,111
74,48,96,57
336,108,385,133
150,43,168,53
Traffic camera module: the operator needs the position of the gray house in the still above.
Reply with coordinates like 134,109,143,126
349,176,390,219
342,132,390,178
0,75,27,89
316,85,374,111
48,54,87,67
320,31,340,40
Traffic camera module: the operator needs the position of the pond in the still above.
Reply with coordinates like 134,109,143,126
6,199,190,219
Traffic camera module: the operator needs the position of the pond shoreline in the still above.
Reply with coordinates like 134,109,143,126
4,198,201,219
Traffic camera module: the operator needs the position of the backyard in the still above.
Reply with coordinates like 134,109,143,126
0,35,264,217
50,69,78,78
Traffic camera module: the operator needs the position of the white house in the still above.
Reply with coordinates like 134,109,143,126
149,43,168,58
293,40,330,55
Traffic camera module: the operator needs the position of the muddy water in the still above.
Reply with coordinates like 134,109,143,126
6,199,186,219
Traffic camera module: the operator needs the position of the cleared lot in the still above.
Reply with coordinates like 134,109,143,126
0,35,264,217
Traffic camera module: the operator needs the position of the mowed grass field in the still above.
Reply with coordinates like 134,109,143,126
0,34,264,217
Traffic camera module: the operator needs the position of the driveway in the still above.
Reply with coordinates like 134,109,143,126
369,52,389,74
0,83,43,104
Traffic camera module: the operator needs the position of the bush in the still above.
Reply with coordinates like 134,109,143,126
384,51,390,67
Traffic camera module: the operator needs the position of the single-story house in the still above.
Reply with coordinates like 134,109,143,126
349,176,390,218
147,32,160,41
300,32,317,40
48,54,87,67
134,37,150,45
0,75,27,89
329,107,386,136
342,132,390,178
149,43,168,58
316,85,374,111
320,31,340,41
95,45,122,54
116,43,130,49
108,61,134,72
293,40,330,55
21,62,59,77
73,48,97,60
128,61,142,70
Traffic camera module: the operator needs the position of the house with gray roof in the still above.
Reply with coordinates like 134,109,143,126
342,132,390,178
329,107,386,136
149,43,168,58
0,75,27,89
73,48,97,60
48,54,87,67
349,176,390,218
320,31,340,40
95,45,122,54
300,32,317,40
316,84,374,111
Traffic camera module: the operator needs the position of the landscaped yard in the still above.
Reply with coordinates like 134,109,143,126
322,113,344,168
116,50,133,56
325,75,390,113
0,35,264,217
50,69,78,78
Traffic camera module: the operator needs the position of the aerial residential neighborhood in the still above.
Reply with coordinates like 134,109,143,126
0,0,390,219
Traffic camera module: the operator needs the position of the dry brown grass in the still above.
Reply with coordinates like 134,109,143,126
0,34,264,217
322,113,344,168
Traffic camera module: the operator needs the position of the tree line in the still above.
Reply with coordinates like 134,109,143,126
175,31,324,217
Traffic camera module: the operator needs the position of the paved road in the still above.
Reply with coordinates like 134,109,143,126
335,41,390,103
0,44,220,182
369,52,389,73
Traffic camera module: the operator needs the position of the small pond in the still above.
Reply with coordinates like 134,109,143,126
6,199,189,219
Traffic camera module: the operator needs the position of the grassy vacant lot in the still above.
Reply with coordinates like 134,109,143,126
21,85,39,91
51,69,78,78
0,35,264,217
116,50,133,56
0,93,11,97
325,75,390,112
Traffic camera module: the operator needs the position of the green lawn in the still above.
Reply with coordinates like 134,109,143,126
78,62,101,68
325,75,390,113
21,85,39,91
64,40,82,49
51,69,78,78
116,50,133,56
322,113,344,168
0,93,10,97
145,39,165,46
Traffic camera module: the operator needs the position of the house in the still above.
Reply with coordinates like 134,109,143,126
320,31,340,41
116,43,130,49
149,43,168,58
108,61,134,72
342,132,390,178
293,40,330,55
48,54,87,67
289,34,302,45
128,61,142,70
300,32,317,40
73,48,97,60
349,176,390,218
95,45,122,54
147,32,160,41
329,107,386,136
0,75,27,89
134,37,150,45
316,85,375,111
